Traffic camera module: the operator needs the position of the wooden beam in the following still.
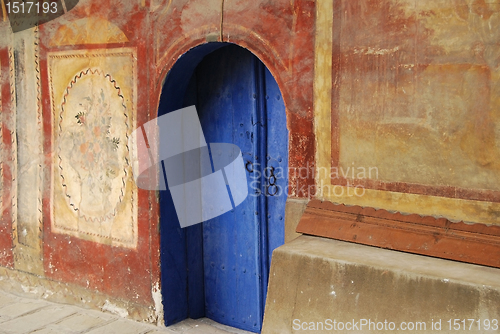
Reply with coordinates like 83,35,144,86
296,200,500,268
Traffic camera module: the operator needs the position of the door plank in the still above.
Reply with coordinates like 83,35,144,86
195,45,263,332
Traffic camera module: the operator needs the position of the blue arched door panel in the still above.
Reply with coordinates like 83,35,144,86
159,44,287,333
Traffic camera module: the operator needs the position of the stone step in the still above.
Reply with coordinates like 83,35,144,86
262,235,500,334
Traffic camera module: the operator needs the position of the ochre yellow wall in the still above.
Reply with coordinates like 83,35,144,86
315,0,500,226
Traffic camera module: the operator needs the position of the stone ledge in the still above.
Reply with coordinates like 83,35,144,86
262,235,500,334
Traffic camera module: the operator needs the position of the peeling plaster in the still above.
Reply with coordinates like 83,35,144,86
102,300,129,318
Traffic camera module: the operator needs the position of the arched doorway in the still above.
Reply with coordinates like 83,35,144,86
158,43,288,333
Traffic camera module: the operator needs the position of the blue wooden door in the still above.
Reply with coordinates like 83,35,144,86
159,44,287,333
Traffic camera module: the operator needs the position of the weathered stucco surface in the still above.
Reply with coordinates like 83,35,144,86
0,0,498,326
315,0,500,225
0,0,316,320
339,0,500,190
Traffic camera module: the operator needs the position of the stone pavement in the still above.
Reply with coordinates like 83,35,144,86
0,289,252,334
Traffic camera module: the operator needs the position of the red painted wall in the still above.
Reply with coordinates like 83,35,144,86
1,0,498,316
28,0,316,309
39,1,155,305
0,47,14,269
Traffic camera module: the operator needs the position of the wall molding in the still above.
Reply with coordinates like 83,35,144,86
297,200,500,269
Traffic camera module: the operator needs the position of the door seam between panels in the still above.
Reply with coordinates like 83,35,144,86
220,0,225,41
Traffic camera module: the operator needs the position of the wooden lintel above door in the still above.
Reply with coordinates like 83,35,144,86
296,200,500,269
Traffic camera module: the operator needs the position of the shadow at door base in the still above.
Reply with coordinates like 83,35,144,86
167,318,254,334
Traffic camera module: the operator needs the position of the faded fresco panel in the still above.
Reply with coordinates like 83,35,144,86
338,0,500,191
48,48,138,248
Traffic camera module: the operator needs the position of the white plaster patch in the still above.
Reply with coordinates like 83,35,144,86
152,282,164,325
353,46,400,55
102,300,128,318
42,290,54,299
21,284,38,295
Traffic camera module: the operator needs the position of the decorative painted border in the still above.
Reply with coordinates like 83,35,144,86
8,45,17,254
34,25,43,247
331,177,500,203
48,49,138,248
56,68,130,224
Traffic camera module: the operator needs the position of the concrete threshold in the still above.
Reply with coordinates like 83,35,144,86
262,235,500,334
